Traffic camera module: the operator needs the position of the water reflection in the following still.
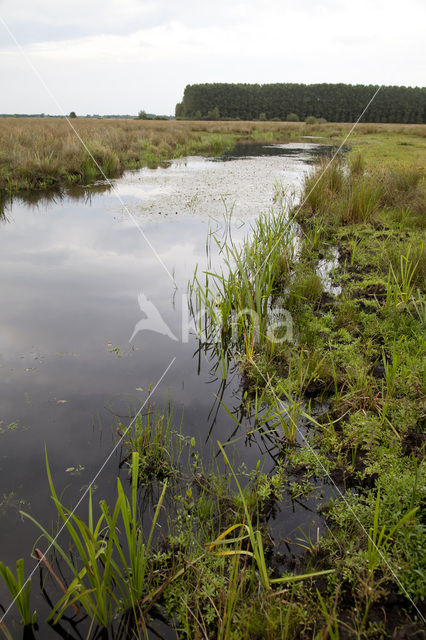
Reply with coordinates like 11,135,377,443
0,183,113,217
0,143,341,638
218,142,349,161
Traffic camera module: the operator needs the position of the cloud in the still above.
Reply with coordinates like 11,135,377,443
21,22,214,63
0,0,250,46
0,0,424,114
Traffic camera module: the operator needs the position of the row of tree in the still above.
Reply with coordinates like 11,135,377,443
175,83,426,123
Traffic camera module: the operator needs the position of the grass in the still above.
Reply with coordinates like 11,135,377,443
385,244,424,310
119,398,185,487
0,559,35,627
346,128,426,169
211,442,334,590
189,199,296,372
1,118,424,197
22,452,169,638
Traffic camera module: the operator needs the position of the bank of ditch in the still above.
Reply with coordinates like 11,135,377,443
224,152,426,637
168,150,426,637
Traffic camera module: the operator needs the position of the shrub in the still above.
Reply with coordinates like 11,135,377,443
206,107,220,121
286,112,299,122
305,116,317,125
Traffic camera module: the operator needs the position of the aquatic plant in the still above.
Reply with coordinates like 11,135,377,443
209,442,334,591
23,452,167,636
120,398,183,487
0,558,36,627
189,204,296,372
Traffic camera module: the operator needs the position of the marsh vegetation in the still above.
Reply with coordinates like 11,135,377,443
0,126,424,639
0,118,424,196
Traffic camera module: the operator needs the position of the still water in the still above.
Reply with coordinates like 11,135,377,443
0,143,337,637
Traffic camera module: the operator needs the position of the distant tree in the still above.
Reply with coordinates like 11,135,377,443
69,111,77,118
179,83,426,124
259,112,267,121
137,110,148,120
305,116,317,124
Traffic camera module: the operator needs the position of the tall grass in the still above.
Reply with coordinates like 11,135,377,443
189,205,296,371
0,118,294,194
344,177,383,223
300,160,425,225
119,398,183,487
385,244,424,310
23,451,167,637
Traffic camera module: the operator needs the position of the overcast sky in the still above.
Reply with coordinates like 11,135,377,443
1,0,425,115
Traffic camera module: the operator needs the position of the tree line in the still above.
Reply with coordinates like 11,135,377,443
175,83,426,123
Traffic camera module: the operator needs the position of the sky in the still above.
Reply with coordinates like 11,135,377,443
0,0,425,116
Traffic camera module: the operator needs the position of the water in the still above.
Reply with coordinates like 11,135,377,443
0,143,338,638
